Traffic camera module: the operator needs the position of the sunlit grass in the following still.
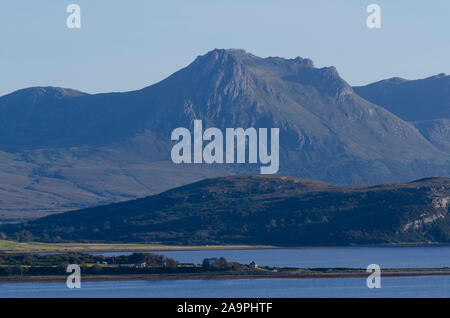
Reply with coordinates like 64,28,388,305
0,240,274,253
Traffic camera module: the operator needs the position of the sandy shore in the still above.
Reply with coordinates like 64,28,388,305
2,269,450,284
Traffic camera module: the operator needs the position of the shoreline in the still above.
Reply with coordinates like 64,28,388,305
3,240,450,254
2,270,450,284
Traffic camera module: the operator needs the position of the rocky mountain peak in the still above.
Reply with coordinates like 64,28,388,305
293,56,314,67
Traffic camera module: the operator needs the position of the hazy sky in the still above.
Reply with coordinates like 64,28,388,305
1,0,449,96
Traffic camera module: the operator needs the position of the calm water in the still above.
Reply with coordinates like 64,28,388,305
3,247,450,297
102,246,450,269
2,276,450,298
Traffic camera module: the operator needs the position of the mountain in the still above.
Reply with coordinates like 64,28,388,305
2,175,449,245
353,74,450,153
1,49,449,221
353,74,450,121
413,118,450,154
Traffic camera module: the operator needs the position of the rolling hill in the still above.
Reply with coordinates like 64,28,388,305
2,175,449,246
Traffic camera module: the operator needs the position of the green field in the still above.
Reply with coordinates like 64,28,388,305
0,240,274,253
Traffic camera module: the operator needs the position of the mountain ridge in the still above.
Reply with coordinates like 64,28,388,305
353,73,450,121
0,49,449,220
353,73,450,153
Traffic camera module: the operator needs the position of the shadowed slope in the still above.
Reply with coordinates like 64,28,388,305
2,175,449,246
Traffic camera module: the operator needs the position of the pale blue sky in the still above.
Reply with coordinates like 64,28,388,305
0,0,449,96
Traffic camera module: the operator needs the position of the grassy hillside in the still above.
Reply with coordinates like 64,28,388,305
1,175,449,246
0,240,270,253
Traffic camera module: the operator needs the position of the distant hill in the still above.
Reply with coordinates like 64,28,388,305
1,49,449,220
353,74,450,153
414,118,450,154
2,175,449,246
353,74,450,121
